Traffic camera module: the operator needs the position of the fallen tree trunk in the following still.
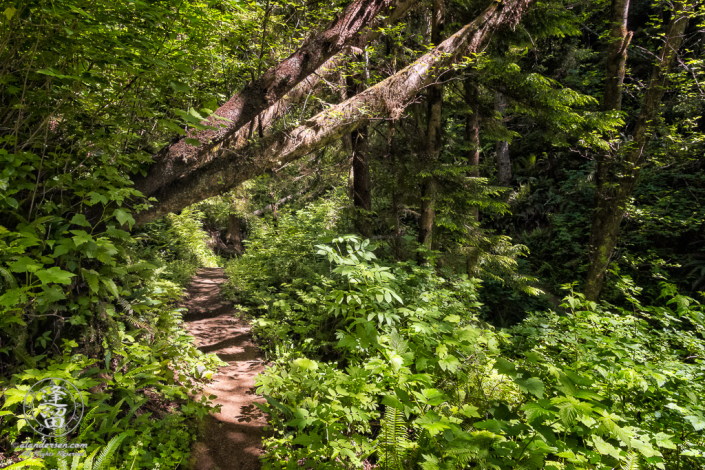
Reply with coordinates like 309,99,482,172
132,0,417,198
135,0,534,224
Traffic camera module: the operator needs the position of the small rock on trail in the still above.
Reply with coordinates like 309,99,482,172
183,268,267,470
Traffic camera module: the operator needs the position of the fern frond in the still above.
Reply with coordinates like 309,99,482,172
377,407,410,470
94,433,127,470
83,447,100,470
621,452,640,470
3,459,45,470
99,398,125,432
55,427,69,470
70,455,81,470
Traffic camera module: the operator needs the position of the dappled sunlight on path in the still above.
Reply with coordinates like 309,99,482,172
183,268,267,470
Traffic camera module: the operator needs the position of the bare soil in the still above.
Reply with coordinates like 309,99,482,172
183,268,267,470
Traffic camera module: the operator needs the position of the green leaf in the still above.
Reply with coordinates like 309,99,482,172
170,81,189,92
185,138,201,146
516,377,545,398
101,278,119,297
9,256,42,273
522,401,555,423
382,395,404,410
460,404,481,418
71,230,92,247
494,358,517,376
293,358,318,371
70,214,92,227
113,209,134,229
189,107,205,120
415,410,450,436
40,285,66,303
35,267,76,285
161,119,186,136
685,415,705,431
4,7,17,20
591,435,621,460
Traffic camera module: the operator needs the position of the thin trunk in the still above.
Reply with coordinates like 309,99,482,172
418,0,445,255
133,0,535,224
389,121,403,259
602,0,632,112
494,91,511,186
465,80,481,219
132,0,417,198
584,0,692,300
465,80,481,275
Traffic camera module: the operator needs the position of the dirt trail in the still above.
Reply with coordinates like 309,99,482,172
183,268,267,470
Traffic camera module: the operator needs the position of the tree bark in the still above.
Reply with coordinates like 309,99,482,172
494,91,511,186
602,0,632,112
348,53,373,238
226,214,244,254
465,80,481,219
417,0,445,253
134,0,535,225
584,0,692,300
465,80,482,274
132,0,417,198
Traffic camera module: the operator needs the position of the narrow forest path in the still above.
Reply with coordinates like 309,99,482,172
182,268,267,470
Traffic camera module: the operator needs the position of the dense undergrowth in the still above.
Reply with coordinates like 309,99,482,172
0,203,224,470
224,198,705,470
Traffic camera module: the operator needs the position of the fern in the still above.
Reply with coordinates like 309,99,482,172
93,433,127,470
116,295,154,341
377,407,410,470
82,447,101,470
621,452,640,470
3,459,45,470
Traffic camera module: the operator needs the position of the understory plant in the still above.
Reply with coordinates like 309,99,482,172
226,205,705,469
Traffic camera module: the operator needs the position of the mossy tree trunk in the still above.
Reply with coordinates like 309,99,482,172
584,0,693,300
417,0,445,256
133,0,535,225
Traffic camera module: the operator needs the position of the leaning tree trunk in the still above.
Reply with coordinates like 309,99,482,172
417,0,445,256
584,0,693,300
494,91,511,186
133,0,535,225
132,0,417,198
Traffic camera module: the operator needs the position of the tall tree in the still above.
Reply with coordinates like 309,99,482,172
347,52,373,237
494,91,511,186
417,0,445,253
584,0,694,300
465,79,482,273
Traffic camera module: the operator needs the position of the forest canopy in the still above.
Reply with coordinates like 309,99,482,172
1,0,704,469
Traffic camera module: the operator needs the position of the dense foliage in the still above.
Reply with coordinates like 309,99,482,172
1,0,704,468
225,199,705,469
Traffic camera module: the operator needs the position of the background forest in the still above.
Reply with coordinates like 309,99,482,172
1,0,704,469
